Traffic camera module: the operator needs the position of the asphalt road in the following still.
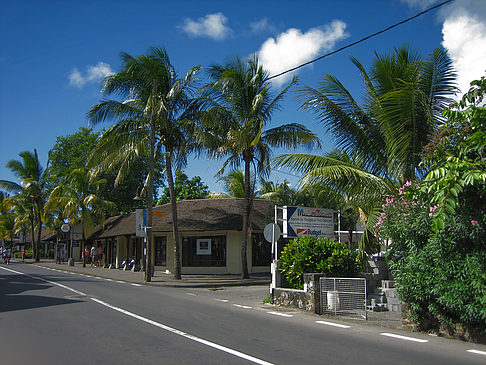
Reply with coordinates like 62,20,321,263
1,262,485,365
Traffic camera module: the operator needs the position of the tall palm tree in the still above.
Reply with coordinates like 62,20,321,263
200,55,320,278
0,150,46,261
45,168,115,267
88,46,201,280
275,46,457,260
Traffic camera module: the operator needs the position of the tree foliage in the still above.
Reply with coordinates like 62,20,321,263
275,46,458,260
157,171,209,205
380,76,486,339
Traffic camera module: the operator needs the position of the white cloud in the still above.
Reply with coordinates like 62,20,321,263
180,13,231,40
257,20,349,85
68,61,114,88
440,0,486,95
397,0,438,10
250,18,274,33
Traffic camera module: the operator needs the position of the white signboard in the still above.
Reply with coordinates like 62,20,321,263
283,206,334,239
196,239,211,255
135,209,147,237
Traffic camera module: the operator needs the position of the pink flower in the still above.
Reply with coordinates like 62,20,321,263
471,220,478,225
437,315,441,319
429,213,434,217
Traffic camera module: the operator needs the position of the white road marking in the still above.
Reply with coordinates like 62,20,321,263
316,320,351,329
380,333,428,343
233,304,252,309
467,349,486,356
216,299,229,303
131,283,142,287
267,311,293,318
91,298,274,365
186,293,197,296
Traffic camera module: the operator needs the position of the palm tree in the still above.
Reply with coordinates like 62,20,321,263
275,46,458,259
216,170,251,198
200,54,320,278
45,168,116,267
0,150,46,261
88,46,201,280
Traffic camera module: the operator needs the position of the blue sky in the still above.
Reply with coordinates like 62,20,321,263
1,0,485,194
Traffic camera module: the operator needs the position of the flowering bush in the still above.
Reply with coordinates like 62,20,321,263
377,180,486,340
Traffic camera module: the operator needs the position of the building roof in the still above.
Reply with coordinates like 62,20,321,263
24,228,56,243
97,198,276,239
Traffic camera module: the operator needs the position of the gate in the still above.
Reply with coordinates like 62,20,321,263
320,277,367,320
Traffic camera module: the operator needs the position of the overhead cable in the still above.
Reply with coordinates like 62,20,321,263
267,0,454,81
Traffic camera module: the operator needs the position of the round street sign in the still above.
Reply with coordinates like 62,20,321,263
263,223,281,243
60,224,70,233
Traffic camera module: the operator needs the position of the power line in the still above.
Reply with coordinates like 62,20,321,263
267,0,454,81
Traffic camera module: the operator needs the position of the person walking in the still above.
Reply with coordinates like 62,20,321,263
90,245,96,267
97,245,103,267
5,248,11,265
21,248,26,263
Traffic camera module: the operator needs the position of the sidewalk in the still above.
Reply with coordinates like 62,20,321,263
26,259,271,288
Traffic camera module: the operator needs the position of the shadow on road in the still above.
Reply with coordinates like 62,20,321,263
0,270,84,313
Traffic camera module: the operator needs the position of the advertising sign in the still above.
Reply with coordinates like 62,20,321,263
283,206,334,239
135,209,147,237
196,239,211,255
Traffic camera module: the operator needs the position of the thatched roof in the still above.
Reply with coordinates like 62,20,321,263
97,198,276,239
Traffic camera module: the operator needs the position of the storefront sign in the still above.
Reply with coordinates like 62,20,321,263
283,206,334,239
196,239,211,255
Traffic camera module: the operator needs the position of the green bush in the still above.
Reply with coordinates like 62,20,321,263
380,181,486,336
279,235,359,289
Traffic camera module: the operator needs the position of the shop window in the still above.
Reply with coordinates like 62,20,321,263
155,236,166,266
252,233,272,266
182,236,226,267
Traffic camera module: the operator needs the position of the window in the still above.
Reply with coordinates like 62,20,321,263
182,235,226,267
154,236,166,266
252,233,272,266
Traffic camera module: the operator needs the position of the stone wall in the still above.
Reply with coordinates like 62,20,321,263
271,273,327,314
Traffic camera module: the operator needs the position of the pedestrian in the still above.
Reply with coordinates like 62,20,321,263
5,248,11,265
90,245,96,267
84,246,90,265
97,245,103,267
22,248,26,263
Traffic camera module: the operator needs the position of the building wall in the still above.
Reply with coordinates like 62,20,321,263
148,230,270,275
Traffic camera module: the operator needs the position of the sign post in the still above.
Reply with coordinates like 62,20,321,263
264,223,281,294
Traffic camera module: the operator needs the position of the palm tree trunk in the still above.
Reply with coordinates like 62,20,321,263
81,229,86,267
166,152,182,280
241,156,252,279
29,215,36,260
35,208,42,262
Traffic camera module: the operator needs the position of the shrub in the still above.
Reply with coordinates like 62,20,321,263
279,235,359,289
379,181,486,337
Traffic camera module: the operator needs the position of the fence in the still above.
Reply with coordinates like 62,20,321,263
320,277,367,320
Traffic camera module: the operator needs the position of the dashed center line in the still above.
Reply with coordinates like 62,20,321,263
380,333,428,343
316,320,351,329
267,311,293,318
233,304,252,309
467,349,486,356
